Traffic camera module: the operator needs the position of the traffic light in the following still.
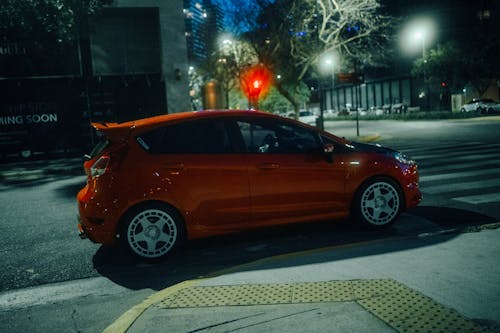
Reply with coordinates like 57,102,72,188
240,64,273,109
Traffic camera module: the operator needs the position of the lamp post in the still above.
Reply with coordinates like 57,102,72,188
319,52,337,130
414,30,429,111
402,17,435,112
325,58,335,111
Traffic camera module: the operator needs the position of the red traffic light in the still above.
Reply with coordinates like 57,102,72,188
240,64,273,108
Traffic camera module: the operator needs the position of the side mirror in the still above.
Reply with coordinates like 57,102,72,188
324,143,335,163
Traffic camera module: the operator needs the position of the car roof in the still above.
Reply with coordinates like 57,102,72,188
92,110,268,131
91,109,349,144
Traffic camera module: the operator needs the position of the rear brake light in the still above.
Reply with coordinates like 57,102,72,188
90,154,110,178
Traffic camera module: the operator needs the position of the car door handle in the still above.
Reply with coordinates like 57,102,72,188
257,163,280,170
163,163,185,174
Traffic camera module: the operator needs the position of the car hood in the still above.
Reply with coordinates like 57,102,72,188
349,141,397,155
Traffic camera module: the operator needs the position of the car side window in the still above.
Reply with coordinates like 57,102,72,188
236,118,321,154
137,119,231,154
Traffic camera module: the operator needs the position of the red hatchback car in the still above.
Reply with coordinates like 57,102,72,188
77,110,421,260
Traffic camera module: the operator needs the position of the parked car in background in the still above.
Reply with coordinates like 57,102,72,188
298,110,318,125
391,103,408,114
461,98,499,114
77,110,422,260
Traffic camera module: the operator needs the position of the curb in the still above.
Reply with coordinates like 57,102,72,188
356,134,381,142
102,279,204,333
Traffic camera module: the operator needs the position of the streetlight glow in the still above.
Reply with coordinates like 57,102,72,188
400,16,436,56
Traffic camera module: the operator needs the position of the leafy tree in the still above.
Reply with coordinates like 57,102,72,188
0,0,112,43
195,38,258,109
411,41,463,91
239,0,394,116
411,37,500,98
0,0,112,75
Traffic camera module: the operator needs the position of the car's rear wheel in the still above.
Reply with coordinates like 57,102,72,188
354,177,403,228
121,202,184,260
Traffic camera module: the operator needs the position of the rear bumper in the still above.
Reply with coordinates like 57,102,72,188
77,186,119,245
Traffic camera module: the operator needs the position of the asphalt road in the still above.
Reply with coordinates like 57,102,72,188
0,118,499,332
0,118,499,292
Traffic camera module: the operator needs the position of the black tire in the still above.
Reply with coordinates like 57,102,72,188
120,202,185,260
353,177,403,228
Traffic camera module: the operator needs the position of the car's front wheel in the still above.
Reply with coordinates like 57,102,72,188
121,202,184,260
353,178,403,228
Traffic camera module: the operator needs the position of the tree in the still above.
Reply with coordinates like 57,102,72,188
0,0,112,41
411,41,463,91
0,0,112,76
411,38,500,98
196,38,258,109
242,0,394,116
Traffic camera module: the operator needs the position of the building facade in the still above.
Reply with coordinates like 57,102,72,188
0,0,190,157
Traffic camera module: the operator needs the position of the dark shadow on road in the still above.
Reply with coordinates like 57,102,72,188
409,206,497,226
92,206,498,291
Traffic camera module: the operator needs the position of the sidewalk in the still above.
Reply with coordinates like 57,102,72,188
0,157,83,184
106,227,500,333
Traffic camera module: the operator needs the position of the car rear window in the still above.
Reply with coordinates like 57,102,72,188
137,119,232,154
86,137,110,159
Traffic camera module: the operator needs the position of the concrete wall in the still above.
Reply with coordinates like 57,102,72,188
114,0,191,113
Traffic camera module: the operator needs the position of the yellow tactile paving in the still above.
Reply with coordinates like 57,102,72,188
155,279,493,333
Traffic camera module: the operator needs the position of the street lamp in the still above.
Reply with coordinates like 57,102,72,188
318,52,338,130
401,17,436,111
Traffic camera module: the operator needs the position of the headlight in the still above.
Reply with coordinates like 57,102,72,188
394,152,415,166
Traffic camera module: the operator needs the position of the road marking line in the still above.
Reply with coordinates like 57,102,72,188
452,192,500,205
424,178,500,194
0,277,129,311
414,146,500,160
421,160,500,174
419,168,499,182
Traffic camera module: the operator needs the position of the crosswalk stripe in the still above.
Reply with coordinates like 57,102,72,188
413,147,500,160
419,168,499,182
452,193,500,205
397,142,500,154
420,160,500,174
418,152,500,169
388,141,500,203
423,178,500,194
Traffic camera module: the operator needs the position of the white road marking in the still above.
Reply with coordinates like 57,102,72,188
423,179,500,194
419,168,499,182
452,193,500,205
0,277,134,311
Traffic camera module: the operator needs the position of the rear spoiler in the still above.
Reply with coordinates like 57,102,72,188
91,122,134,141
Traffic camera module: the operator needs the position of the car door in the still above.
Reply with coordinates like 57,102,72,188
234,116,346,227
137,118,250,237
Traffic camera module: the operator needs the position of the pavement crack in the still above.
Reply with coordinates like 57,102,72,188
221,307,320,333
187,312,266,333
70,307,82,333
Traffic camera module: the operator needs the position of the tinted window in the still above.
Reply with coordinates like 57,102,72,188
237,119,320,154
138,119,231,154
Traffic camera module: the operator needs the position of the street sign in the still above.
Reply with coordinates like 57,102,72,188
337,73,364,84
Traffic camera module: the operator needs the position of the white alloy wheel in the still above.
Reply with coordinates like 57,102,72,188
359,181,401,226
125,208,179,259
